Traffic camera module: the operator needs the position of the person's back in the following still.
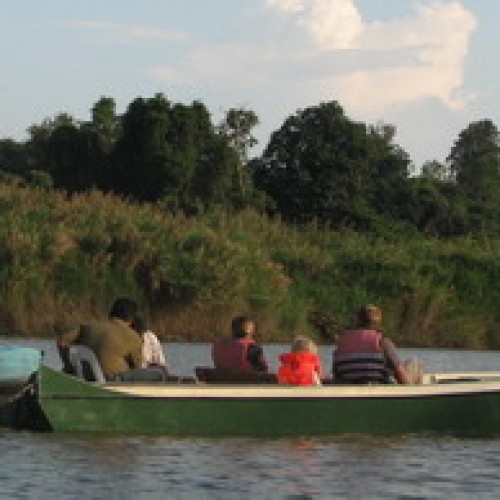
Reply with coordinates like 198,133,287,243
57,297,143,380
334,328,390,384
212,336,254,372
78,318,143,379
278,335,322,386
333,304,409,384
212,316,268,373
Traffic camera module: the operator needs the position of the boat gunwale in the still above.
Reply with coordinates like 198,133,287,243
37,366,500,399
39,371,500,399
101,381,500,398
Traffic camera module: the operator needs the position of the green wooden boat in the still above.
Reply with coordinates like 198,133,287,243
35,365,500,436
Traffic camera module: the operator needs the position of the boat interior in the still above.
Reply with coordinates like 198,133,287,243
66,345,500,387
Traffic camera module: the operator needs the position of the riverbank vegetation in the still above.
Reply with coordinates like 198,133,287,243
1,182,499,348
1,95,500,348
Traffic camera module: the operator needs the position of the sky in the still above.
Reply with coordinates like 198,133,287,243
0,0,498,170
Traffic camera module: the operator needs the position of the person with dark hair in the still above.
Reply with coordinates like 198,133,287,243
332,304,410,384
212,316,268,373
131,316,166,368
108,298,138,322
57,297,164,381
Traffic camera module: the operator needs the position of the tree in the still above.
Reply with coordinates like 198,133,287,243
252,101,411,229
26,113,76,171
448,120,500,200
111,94,244,210
447,119,500,233
398,175,467,236
218,107,259,197
218,107,259,162
421,160,453,182
90,97,120,153
111,94,174,200
46,123,104,191
0,139,27,175
22,110,113,192
366,122,412,220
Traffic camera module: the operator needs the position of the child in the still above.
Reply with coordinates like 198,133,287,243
278,335,322,386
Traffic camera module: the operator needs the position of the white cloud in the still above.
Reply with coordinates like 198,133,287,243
71,21,189,44
148,43,290,89
268,0,363,49
145,0,477,130
266,0,305,14
266,0,477,115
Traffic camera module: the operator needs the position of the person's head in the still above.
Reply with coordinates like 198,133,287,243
231,315,256,339
131,315,148,336
354,304,382,330
291,335,318,354
109,298,138,323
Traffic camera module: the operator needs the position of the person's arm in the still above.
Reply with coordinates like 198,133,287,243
247,344,269,373
313,353,323,377
382,337,409,384
127,331,144,369
56,327,80,374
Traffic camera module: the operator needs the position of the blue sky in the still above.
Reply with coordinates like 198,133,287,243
0,0,498,169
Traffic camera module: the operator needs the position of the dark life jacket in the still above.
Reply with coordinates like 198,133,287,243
333,329,391,384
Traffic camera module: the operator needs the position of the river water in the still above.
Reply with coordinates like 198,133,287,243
2,338,500,499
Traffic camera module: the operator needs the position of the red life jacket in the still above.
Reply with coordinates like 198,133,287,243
212,337,255,372
335,329,383,355
277,351,322,386
333,329,390,383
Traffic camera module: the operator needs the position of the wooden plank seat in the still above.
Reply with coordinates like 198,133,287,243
195,366,278,384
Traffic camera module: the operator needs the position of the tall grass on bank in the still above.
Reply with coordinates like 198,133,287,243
1,180,500,348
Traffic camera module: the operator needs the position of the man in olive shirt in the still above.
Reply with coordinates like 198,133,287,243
57,298,145,380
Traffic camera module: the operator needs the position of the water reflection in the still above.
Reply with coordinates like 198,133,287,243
4,431,500,497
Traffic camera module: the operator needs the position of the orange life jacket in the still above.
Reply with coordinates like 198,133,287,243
277,351,322,386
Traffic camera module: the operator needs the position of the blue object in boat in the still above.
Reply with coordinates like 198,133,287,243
0,345,42,380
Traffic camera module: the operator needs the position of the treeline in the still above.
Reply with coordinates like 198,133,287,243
1,94,500,347
2,95,500,238
0,95,258,213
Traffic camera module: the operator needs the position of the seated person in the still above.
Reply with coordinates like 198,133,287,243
212,316,268,373
332,304,410,384
131,316,167,369
278,335,323,386
57,298,164,382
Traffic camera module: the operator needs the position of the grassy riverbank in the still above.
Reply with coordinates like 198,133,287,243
0,181,499,348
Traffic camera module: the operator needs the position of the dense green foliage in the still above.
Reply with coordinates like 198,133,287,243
0,95,254,214
2,96,500,239
0,181,499,348
1,95,500,348
252,102,411,230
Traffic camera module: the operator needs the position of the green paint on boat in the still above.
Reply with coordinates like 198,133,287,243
37,365,500,436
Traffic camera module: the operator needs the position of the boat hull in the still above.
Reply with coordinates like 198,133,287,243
37,365,500,436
